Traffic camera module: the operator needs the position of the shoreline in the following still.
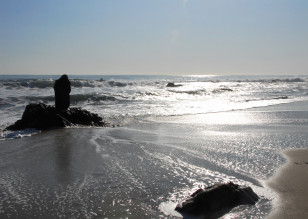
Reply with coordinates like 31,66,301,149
266,149,308,218
0,99,307,217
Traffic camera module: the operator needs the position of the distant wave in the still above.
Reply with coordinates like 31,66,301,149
0,79,136,89
4,93,118,105
70,80,100,88
231,78,306,83
168,87,234,95
107,80,132,87
2,79,54,89
212,87,234,93
23,94,117,103
70,94,117,103
0,77,306,90
0,102,14,109
0,79,102,89
245,96,289,102
24,95,55,102
135,91,160,96
168,88,207,95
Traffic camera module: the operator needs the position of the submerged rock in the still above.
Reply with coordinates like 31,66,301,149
175,182,259,218
6,103,109,131
166,82,182,87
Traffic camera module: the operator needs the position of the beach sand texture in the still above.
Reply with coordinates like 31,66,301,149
267,149,308,219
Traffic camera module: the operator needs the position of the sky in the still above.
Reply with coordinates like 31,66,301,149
0,0,307,75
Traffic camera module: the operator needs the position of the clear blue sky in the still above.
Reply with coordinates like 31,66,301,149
1,0,307,75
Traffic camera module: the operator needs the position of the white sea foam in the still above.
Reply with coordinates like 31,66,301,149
4,129,41,139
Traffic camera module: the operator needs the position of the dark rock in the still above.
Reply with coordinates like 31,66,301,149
175,182,259,218
54,74,71,110
5,103,109,131
166,82,182,87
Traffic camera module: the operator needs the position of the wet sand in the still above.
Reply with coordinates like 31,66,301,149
267,149,308,219
0,100,307,218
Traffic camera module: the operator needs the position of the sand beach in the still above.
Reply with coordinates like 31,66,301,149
267,149,308,219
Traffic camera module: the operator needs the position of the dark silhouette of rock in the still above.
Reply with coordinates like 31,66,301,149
175,182,259,218
5,103,109,131
166,82,182,87
54,74,71,110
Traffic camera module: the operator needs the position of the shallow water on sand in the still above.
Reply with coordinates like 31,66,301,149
1,103,308,218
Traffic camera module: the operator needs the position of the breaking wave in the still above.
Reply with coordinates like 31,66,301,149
0,76,306,90
70,94,118,103
241,78,305,83
168,88,208,95
9,94,119,104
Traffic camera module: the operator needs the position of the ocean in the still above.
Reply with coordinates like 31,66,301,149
0,75,308,218
1,75,307,130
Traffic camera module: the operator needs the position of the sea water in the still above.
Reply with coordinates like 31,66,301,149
1,75,307,129
0,75,308,218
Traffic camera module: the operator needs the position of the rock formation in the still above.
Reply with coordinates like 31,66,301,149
175,182,259,218
5,75,111,131
166,82,182,87
54,74,71,110
5,103,109,131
